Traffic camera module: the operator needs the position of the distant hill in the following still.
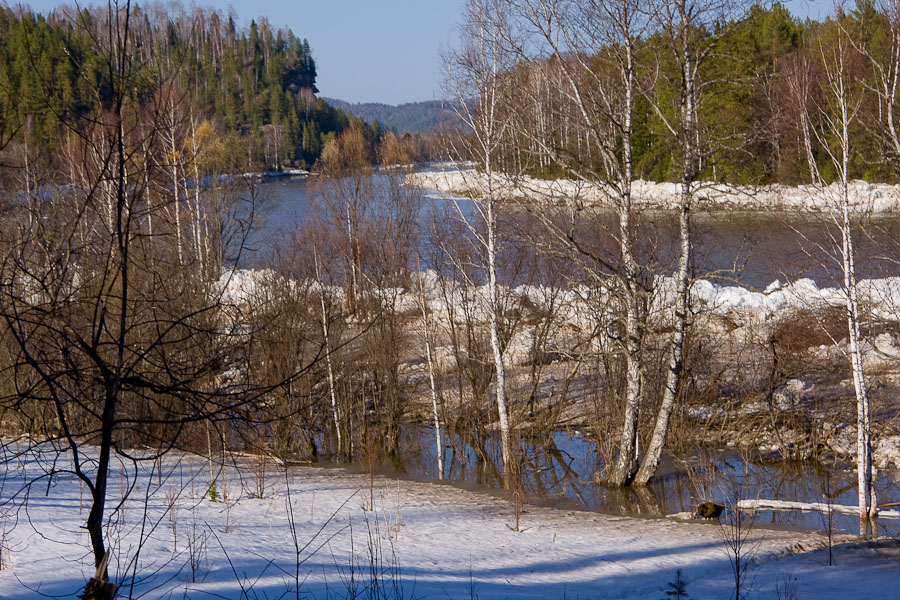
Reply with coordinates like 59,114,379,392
322,98,465,134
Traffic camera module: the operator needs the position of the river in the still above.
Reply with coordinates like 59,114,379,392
251,171,900,535
250,173,900,290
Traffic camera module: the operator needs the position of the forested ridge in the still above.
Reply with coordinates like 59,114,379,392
322,97,465,134
4,2,898,185
0,3,373,176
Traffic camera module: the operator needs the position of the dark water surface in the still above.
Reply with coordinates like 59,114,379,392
252,175,900,289
259,173,900,533
319,424,900,537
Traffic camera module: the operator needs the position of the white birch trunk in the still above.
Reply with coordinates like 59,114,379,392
345,203,357,312
610,31,645,486
189,110,206,276
486,170,512,475
635,181,691,485
315,250,343,457
838,122,874,538
168,105,183,264
417,269,444,480
635,1,695,485
449,1,513,478
807,26,874,536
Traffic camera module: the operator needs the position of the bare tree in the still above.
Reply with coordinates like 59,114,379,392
315,248,344,456
634,0,748,485
482,0,747,486
416,264,445,480
444,0,517,476
0,3,314,587
317,124,375,315
794,9,875,537
494,0,649,486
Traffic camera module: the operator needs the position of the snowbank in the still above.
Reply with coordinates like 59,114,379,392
239,168,309,179
408,167,900,213
216,268,900,327
3,445,898,599
663,276,900,321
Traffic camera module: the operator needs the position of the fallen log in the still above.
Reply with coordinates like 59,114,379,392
737,499,900,519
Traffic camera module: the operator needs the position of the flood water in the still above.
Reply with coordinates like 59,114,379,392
257,171,900,534
327,424,900,537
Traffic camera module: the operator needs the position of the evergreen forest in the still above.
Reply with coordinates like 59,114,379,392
4,2,900,186
474,1,900,185
0,3,375,178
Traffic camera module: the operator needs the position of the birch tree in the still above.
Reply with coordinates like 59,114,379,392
485,0,651,486
633,0,747,485
445,0,517,477
318,125,374,315
795,10,875,537
314,248,344,457
468,0,750,486
417,265,445,480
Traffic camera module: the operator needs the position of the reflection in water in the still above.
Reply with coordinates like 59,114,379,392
257,177,900,533
253,177,900,288
324,424,900,536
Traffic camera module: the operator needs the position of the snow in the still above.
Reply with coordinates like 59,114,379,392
216,267,282,306
239,169,309,179
737,498,900,519
661,276,900,322
217,264,900,326
2,444,900,599
408,167,900,213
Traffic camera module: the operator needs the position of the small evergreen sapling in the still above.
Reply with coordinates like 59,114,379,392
663,569,690,599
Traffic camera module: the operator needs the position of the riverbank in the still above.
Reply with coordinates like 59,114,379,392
3,446,898,599
407,167,900,213
218,267,900,471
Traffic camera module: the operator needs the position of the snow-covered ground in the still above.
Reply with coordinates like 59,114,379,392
218,265,900,328
239,168,309,179
408,167,900,213
1,444,898,599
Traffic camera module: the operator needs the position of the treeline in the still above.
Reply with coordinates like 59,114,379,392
490,2,898,185
5,3,897,185
323,97,466,134
0,3,378,174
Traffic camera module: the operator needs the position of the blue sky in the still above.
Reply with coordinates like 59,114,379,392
219,0,469,105
22,1,844,105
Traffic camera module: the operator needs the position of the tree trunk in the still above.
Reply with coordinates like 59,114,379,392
634,187,691,485
486,182,512,477
315,250,343,458
418,269,444,480
635,11,696,486
609,40,645,487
